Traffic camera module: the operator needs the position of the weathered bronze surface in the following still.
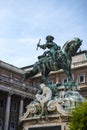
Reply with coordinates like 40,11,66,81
20,37,83,130
22,36,82,87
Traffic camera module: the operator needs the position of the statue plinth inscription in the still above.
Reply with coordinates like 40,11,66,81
29,125,61,130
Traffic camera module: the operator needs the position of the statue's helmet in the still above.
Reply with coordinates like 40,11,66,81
46,35,54,41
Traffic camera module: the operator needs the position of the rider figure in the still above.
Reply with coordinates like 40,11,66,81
37,35,61,60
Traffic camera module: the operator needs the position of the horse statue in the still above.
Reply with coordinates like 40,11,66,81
22,37,82,85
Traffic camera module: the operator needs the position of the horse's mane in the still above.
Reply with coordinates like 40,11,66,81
62,38,82,55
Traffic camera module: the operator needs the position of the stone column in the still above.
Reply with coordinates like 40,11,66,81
61,123,66,130
19,96,24,117
4,93,12,130
56,76,59,84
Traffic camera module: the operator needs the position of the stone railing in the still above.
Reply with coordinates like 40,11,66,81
0,74,37,94
72,60,87,68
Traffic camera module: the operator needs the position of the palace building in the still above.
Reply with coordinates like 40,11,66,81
0,61,36,130
0,50,87,130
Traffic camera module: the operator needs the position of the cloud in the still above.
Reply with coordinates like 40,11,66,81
0,37,43,67
0,0,87,67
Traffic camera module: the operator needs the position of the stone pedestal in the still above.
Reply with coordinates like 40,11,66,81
19,84,84,130
22,114,69,130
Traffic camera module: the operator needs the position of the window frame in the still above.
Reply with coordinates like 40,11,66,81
62,77,68,84
78,74,85,84
11,101,17,112
0,119,3,129
10,121,16,130
0,99,4,108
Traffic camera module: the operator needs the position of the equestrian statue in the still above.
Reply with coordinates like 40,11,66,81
20,35,84,120
22,35,82,86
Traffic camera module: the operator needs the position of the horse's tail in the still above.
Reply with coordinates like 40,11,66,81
22,65,38,81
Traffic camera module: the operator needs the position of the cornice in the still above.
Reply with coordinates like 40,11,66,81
0,60,24,74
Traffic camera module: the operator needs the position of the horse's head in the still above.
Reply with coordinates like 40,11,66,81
62,38,82,56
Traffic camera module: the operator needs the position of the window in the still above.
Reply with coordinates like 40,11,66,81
78,74,85,83
0,99,4,108
10,121,16,130
62,78,68,83
64,126,66,130
11,102,17,111
0,119,3,130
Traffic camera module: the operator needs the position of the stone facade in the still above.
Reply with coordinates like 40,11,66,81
0,61,36,130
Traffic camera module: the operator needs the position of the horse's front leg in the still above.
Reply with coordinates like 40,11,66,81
41,62,50,84
68,70,73,82
64,67,73,81
41,63,47,83
64,68,78,90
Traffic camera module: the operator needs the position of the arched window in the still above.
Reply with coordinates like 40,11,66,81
11,101,17,111
0,119,3,130
62,77,68,83
0,99,4,108
10,121,16,130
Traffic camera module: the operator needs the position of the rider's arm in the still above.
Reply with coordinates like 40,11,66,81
38,44,47,49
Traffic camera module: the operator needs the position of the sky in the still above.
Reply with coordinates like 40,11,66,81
0,0,87,68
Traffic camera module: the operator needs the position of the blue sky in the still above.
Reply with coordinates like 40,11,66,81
0,0,87,67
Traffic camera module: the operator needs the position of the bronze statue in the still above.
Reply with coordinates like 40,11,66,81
22,36,82,86
20,36,84,120
37,35,61,61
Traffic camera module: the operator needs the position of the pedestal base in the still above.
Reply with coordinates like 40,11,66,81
22,114,69,130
